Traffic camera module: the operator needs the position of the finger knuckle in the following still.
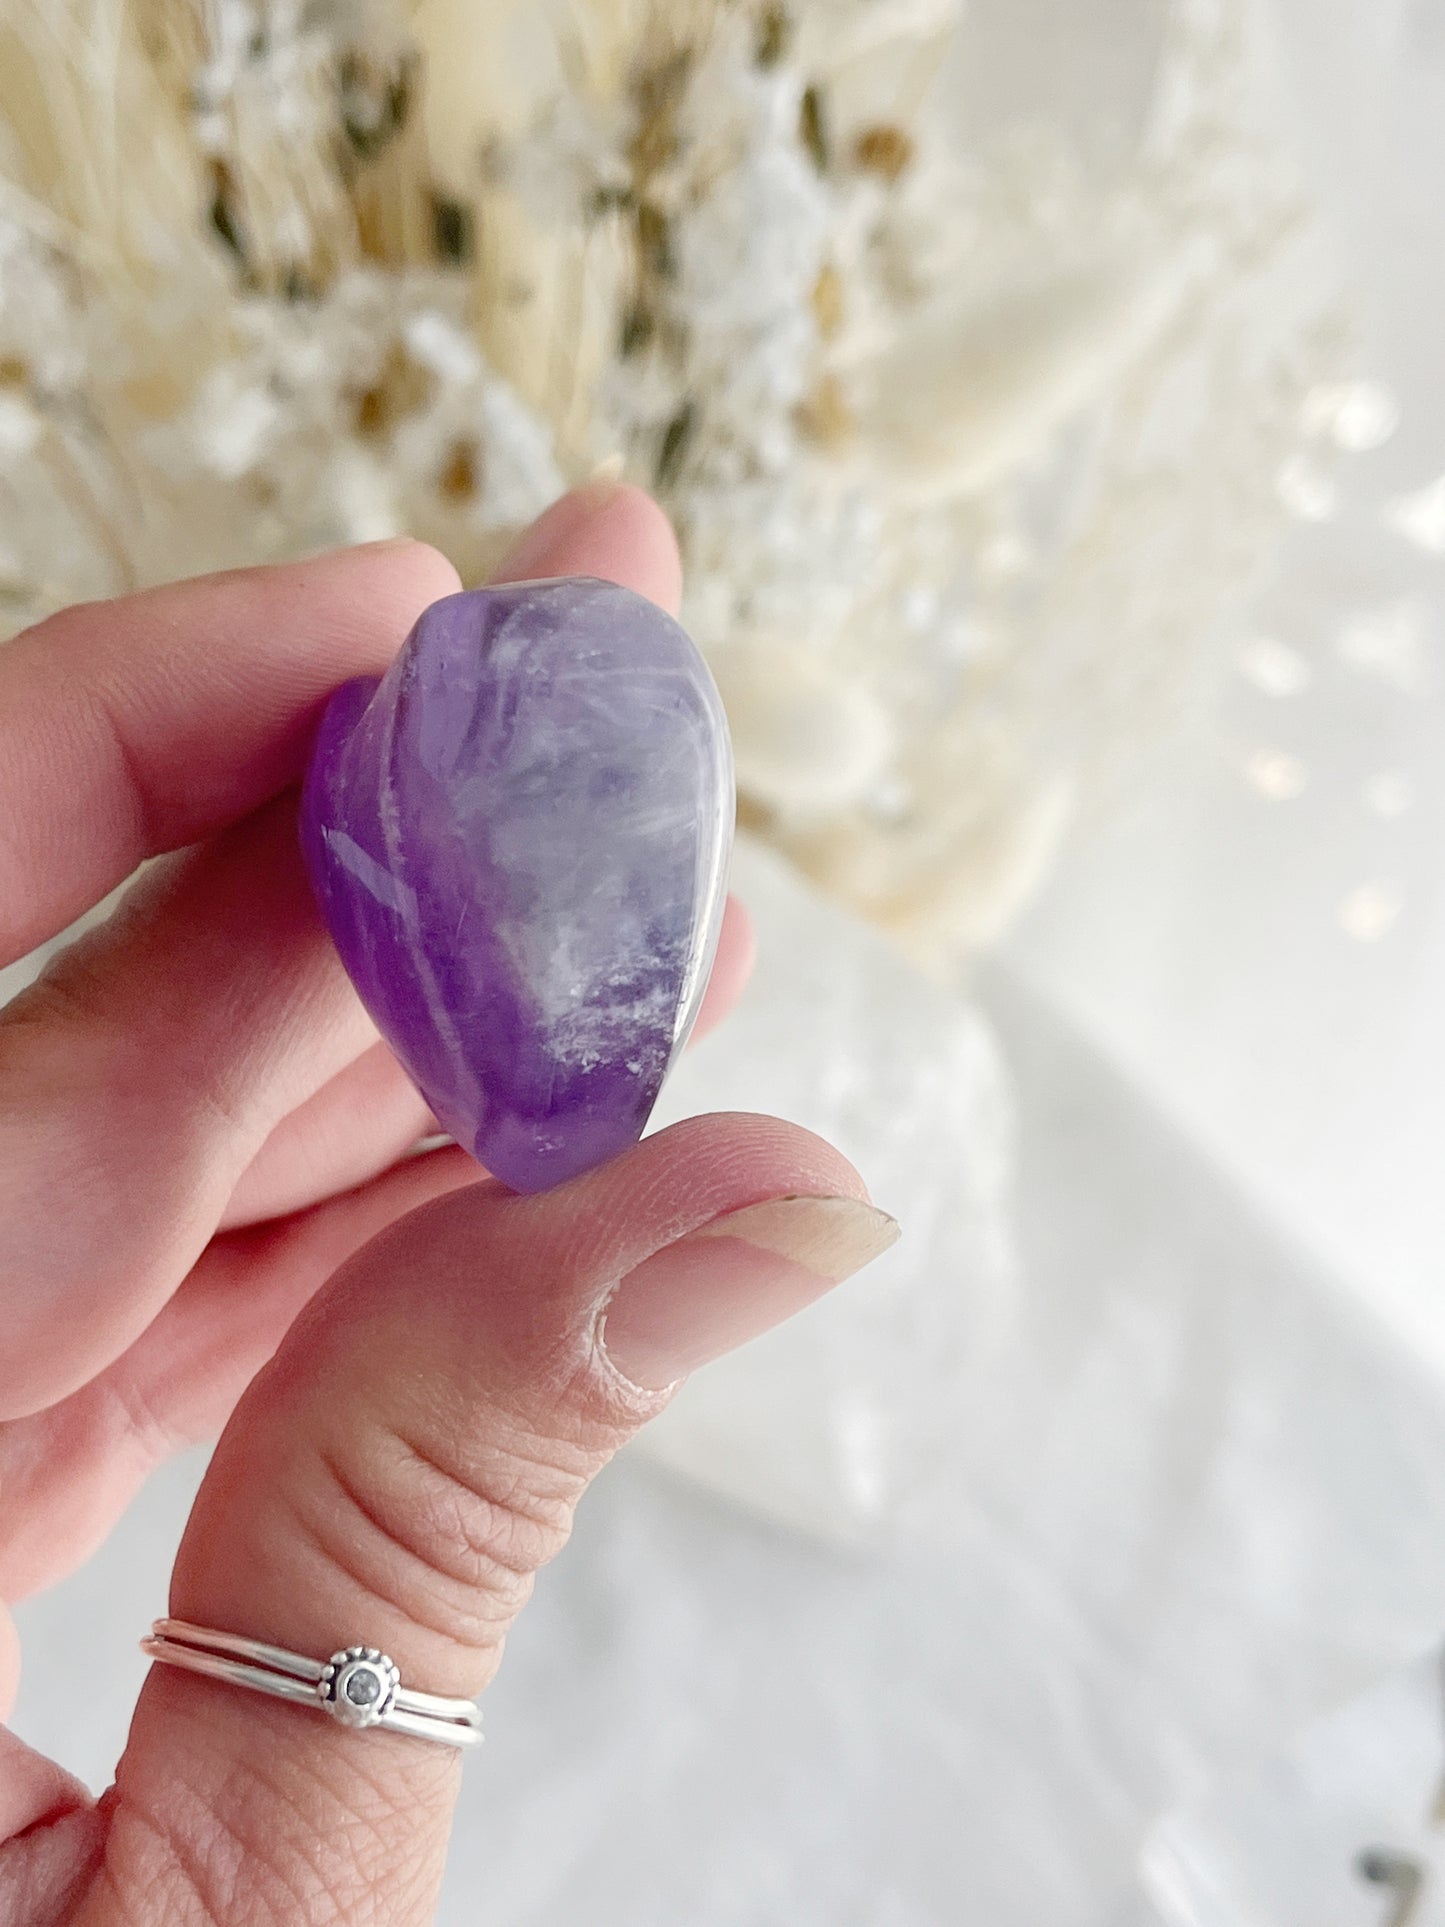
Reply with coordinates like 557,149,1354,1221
385,1426,581,1593
297,1420,593,1656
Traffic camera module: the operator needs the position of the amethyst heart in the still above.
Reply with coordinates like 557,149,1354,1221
300,576,733,1193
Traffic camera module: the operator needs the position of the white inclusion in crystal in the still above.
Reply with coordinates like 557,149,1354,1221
1236,634,1312,698
323,828,419,917
518,920,678,1072
1244,749,1308,800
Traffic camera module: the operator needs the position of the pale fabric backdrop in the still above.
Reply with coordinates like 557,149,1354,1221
14,0,1445,1921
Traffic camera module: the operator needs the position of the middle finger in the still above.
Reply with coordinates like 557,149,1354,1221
0,793,373,1420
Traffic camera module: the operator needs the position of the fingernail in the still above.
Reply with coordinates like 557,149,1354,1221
600,1195,901,1392
494,481,627,581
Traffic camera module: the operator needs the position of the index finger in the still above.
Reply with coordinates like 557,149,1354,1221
0,481,683,968
0,540,461,967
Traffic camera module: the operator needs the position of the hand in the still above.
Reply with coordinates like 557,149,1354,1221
0,485,897,1924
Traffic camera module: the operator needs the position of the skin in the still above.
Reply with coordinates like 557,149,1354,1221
0,486,871,1925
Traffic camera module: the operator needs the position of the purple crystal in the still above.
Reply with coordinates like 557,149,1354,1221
300,577,733,1193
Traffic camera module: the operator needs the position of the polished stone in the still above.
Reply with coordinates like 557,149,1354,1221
300,577,733,1193
345,1668,383,1706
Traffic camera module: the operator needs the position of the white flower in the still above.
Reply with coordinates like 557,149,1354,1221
0,0,1357,964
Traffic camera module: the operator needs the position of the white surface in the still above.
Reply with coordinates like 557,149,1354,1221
644,838,1014,1542
1136,1646,1445,1925
1005,0,1445,1372
18,973,1445,1923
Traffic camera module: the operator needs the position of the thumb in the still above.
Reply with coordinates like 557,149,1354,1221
81,1115,896,1927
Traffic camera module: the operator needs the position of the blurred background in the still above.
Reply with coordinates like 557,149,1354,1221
7,0,1445,1919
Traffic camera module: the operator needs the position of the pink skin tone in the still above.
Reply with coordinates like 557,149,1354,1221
0,488,896,1927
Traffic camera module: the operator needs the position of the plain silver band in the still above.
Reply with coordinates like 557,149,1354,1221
142,1619,483,1749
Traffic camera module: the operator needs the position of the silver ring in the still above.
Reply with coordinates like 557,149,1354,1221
141,1618,483,1749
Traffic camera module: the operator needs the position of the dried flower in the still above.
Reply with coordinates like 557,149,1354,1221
0,0,1358,965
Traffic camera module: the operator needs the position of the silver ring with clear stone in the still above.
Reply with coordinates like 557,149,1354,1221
141,1619,483,1748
